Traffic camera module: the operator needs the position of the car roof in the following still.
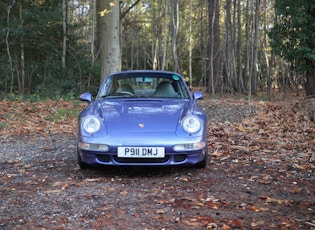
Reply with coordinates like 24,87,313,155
107,70,181,77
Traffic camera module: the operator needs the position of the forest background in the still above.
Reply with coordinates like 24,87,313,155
1,2,315,229
1,0,315,101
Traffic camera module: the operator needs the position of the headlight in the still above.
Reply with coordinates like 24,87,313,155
182,115,201,133
82,115,101,134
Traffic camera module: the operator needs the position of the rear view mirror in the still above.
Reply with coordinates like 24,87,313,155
79,92,93,103
193,91,204,101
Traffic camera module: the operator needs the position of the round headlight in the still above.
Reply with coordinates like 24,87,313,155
82,115,101,134
182,115,201,133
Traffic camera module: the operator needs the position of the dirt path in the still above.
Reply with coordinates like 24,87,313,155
0,98,314,229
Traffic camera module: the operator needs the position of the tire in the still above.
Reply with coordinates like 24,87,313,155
194,151,208,168
77,149,91,169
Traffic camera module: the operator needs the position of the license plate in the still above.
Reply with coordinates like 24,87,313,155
117,147,165,158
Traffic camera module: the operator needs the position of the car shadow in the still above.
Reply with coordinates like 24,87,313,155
77,165,205,179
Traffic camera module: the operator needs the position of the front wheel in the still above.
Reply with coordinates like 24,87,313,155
194,152,208,168
77,148,91,169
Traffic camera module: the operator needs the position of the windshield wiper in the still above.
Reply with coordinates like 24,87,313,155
100,92,134,98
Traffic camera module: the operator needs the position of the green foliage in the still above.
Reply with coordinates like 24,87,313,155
2,94,24,102
0,0,100,99
45,107,81,122
269,0,315,73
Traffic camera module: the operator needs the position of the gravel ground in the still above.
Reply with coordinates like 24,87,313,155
198,99,257,123
0,99,314,229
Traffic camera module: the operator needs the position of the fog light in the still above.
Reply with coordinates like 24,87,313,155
78,142,109,151
174,141,205,151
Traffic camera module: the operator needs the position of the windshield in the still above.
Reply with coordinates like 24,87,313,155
97,72,190,99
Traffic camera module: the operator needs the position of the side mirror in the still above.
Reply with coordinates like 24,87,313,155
79,92,93,103
193,91,204,101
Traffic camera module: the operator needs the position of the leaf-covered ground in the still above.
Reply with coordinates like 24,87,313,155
0,97,314,229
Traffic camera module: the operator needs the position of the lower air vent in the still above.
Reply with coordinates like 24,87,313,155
113,156,170,163
97,154,110,162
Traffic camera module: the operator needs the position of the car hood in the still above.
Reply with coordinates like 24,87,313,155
99,99,191,133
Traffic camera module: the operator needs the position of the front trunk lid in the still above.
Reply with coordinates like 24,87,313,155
100,99,189,133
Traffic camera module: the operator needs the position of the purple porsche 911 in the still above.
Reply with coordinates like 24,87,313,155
77,70,208,169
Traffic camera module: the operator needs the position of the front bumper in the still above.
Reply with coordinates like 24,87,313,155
77,133,207,166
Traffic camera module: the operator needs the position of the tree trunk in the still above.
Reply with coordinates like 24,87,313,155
62,0,67,72
97,0,121,83
6,1,16,94
305,66,315,97
171,0,180,73
245,0,251,96
85,0,96,91
208,0,216,96
161,1,169,71
222,0,234,94
151,1,160,70
251,0,260,95
237,0,245,93
19,3,25,95
188,0,192,88
208,0,220,95
304,16,315,97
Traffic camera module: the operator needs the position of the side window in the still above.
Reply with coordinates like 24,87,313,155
98,76,115,97
174,80,190,99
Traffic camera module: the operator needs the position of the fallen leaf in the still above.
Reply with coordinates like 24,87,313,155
212,148,223,157
221,224,230,230
120,190,128,196
84,178,101,182
237,124,246,132
44,189,63,194
251,220,264,227
156,209,167,214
